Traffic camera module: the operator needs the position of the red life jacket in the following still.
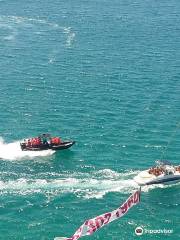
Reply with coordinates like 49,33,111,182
51,137,56,144
36,138,41,145
51,137,61,145
31,138,36,146
56,137,61,144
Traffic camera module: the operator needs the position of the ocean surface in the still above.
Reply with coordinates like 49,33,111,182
0,0,180,239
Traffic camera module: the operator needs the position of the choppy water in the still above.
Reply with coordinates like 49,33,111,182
0,0,180,239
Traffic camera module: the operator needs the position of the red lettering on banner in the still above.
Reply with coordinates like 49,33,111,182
55,191,141,240
71,226,83,240
104,213,111,224
120,202,128,214
72,235,80,240
84,220,89,226
127,196,134,208
133,191,139,203
116,211,119,217
116,208,121,218
95,216,104,229
86,220,97,234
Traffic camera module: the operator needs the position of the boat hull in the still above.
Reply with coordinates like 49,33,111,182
146,175,180,185
49,141,75,150
134,170,180,186
20,141,75,151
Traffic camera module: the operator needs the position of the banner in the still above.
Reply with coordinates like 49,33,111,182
54,189,141,240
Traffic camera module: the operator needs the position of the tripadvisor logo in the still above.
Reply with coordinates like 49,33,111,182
135,227,143,236
135,226,173,236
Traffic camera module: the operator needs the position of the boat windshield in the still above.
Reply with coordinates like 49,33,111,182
155,160,172,167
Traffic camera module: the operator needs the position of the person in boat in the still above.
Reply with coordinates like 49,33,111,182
32,138,37,147
27,137,40,147
175,166,180,172
155,168,161,176
36,137,41,146
38,137,41,145
55,137,61,144
42,135,48,145
50,137,61,145
148,167,162,176
27,139,31,147
31,138,34,147
148,168,154,174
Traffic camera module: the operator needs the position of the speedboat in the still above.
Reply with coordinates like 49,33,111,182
20,134,75,151
134,161,180,186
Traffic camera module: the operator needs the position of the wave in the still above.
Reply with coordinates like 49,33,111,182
1,168,174,199
0,177,138,199
0,15,59,29
0,138,54,160
0,15,75,48
63,27,75,47
0,168,178,199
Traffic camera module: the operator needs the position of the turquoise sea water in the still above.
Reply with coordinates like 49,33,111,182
0,0,180,239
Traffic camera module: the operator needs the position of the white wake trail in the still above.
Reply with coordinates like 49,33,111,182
0,169,140,198
0,168,176,199
0,138,54,160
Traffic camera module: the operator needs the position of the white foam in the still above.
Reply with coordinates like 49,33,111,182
93,169,139,179
0,169,140,198
63,27,75,47
0,15,75,49
0,164,176,198
0,138,54,160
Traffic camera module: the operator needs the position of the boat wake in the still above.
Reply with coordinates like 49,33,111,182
1,169,176,199
0,138,54,160
0,168,178,199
